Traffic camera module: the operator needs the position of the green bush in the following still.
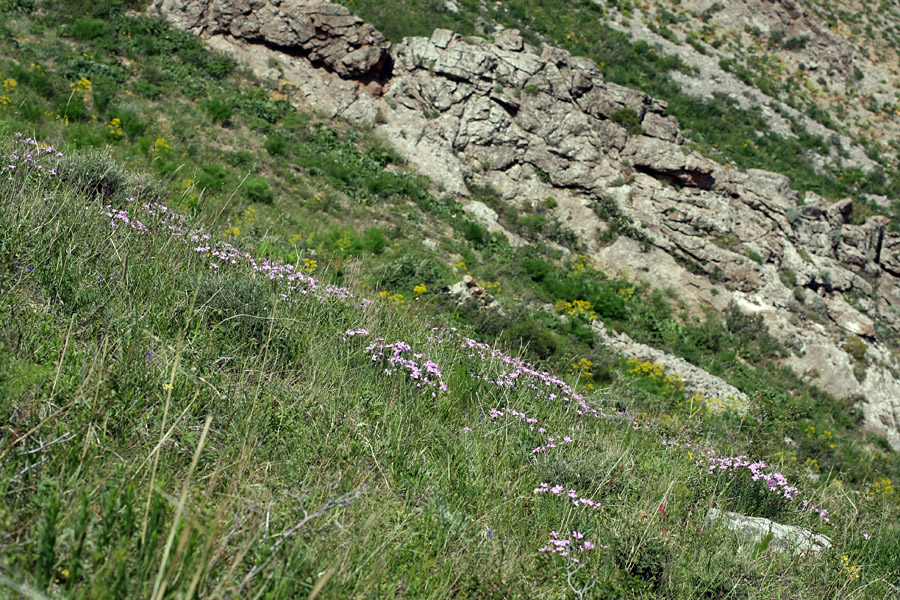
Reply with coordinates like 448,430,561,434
196,164,229,191
264,135,287,156
362,227,388,255
610,107,643,135
461,219,488,245
71,17,106,40
108,107,147,138
376,254,444,290
203,97,233,125
844,336,867,363
499,320,563,361
244,175,274,203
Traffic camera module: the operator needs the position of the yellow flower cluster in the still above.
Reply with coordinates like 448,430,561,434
697,394,747,415
336,230,354,253
179,178,194,195
224,207,256,237
484,281,501,294
0,71,15,107
379,291,405,305
804,425,837,448
616,286,634,301
775,450,798,462
554,299,597,320
151,137,171,153
567,254,596,276
413,284,427,295
841,555,860,580
288,231,316,247
301,258,318,273
107,117,123,138
627,359,684,392
870,477,895,499
70,76,91,101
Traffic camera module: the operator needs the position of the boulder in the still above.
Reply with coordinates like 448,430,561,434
706,509,832,555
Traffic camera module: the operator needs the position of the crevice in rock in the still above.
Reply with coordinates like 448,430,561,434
634,164,715,190
256,38,394,86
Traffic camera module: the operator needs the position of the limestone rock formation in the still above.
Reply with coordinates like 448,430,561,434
706,508,832,555
153,0,391,80
444,276,503,313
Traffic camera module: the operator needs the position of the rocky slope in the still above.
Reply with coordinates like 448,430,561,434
154,0,900,450
601,0,900,187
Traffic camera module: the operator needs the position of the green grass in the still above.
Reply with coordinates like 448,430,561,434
1,136,898,598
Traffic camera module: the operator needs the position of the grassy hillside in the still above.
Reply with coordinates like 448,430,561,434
0,0,899,596
2,130,899,599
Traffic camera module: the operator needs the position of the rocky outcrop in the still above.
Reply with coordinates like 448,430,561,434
706,508,832,555
444,276,503,313
153,0,391,80
154,1,900,450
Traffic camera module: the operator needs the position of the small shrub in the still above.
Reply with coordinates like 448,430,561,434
204,56,236,80
499,320,563,362
264,135,287,156
108,107,147,138
849,202,872,225
196,164,228,191
203,97,233,124
844,336,867,363
779,270,797,287
610,107,643,135
71,17,106,40
244,175,274,203
461,219,488,245
362,227,388,255
517,214,547,236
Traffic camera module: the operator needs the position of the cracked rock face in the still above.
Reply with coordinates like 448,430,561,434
152,0,391,79
155,1,900,450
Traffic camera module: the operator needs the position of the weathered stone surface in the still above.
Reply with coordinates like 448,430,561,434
153,0,391,79
444,275,503,313
706,508,832,555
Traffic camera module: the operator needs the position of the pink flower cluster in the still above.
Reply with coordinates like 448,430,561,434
538,530,606,563
427,327,591,407
535,482,602,511
698,454,831,522
105,204,149,231
343,328,370,340
363,339,448,396
487,407,546,432
3,133,64,178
